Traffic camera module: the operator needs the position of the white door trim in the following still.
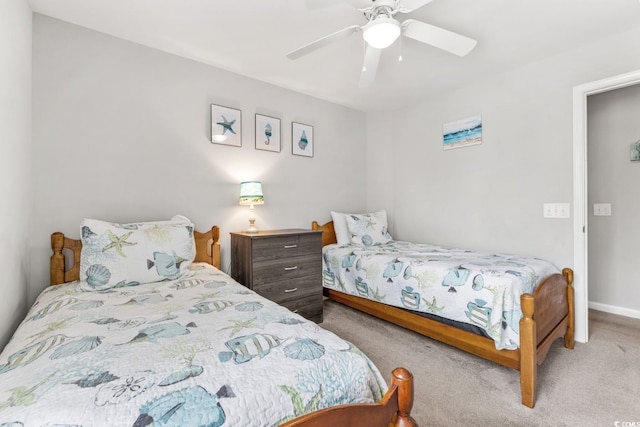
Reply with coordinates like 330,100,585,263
572,69,640,343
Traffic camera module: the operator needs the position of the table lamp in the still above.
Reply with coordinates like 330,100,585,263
239,181,264,233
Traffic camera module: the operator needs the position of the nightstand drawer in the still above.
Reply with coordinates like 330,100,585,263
281,295,323,323
251,234,319,261
253,276,319,304
252,255,321,286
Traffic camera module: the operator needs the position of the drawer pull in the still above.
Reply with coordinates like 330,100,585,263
284,244,298,249
283,266,298,271
284,287,298,293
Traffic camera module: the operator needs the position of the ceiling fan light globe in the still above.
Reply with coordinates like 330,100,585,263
363,17,401,49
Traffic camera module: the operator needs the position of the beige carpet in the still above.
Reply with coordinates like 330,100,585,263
320,301,640,426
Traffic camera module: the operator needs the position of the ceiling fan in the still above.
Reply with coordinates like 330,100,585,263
286,0,477,87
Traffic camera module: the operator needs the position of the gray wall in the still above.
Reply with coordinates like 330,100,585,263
30,15,368,303
587,84,640,315
366,26,640,283
0,0,32,348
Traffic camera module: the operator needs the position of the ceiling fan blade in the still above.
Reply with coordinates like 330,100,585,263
359,45,381,88
397,0,434,13
402,19,477,56
287,25,361,60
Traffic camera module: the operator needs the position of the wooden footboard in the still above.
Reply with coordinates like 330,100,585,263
520,267,574,407
282,367,417,427
312,219,574,408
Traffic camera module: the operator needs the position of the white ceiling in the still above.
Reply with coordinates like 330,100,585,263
27,0,640,112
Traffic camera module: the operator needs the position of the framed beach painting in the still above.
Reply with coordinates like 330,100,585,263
292,122,314,157
443,115,482,150
211,104,241,147
631,140,640,161
255,114,281,152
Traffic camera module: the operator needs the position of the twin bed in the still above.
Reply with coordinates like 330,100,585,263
0,217,415,427
312,210,574,409
0,210,574,426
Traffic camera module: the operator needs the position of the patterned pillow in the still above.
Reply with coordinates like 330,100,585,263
345,210,393,246
79,215,196,290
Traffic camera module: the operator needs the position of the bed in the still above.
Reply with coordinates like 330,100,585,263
0,216,417,427
312,211,574,408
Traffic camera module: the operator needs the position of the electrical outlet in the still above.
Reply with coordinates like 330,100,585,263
593,203,612,216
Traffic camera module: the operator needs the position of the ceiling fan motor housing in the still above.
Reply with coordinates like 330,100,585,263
362,0,402,49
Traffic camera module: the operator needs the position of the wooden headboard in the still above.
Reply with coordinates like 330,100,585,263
50,226,221,286
311,220,337,247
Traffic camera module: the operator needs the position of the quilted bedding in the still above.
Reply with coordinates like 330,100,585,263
322,241,560,350
0,263,386,427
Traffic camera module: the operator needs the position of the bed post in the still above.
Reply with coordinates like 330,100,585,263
50,232,65,286
519,294,536,408
390,367,418,427
563,268,575,349
211,225,221,270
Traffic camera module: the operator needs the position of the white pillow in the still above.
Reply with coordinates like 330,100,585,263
79,215,196,290
330,211,351,245
345,210,393,246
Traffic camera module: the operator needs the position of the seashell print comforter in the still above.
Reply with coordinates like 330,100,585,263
0,263,386,426
322,241,560,350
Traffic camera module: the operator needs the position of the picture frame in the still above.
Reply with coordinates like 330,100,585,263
255,114,281,152
631,140,640,162
443,115,482,150
211,104,242,147
292,122,314,157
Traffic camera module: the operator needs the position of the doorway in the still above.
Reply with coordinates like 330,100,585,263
572,69,640,343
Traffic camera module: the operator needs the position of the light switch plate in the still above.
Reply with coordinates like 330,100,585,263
543,203,570,218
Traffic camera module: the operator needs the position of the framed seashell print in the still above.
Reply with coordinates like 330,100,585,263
292,122,314,157
255,114,281,152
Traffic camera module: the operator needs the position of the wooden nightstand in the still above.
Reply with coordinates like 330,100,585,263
230,229,323,323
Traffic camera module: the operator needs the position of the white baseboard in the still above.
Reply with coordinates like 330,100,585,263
588,301,640,320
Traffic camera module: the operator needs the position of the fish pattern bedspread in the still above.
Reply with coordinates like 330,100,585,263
0,263,386,427
322,241,560,350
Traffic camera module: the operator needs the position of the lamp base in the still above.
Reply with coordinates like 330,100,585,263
246,216,258,234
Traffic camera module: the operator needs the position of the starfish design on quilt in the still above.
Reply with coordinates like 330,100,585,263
219,317,261,338
192,292,221,302
27,317,77,342
0,373,55,411
102,230,137,257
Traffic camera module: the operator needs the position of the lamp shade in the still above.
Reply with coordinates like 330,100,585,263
362,16,401,49
239,181,264,205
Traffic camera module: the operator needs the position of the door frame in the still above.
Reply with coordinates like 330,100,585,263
572,69,640,343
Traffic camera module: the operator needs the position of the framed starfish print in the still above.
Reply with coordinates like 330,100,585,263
211,104,242,147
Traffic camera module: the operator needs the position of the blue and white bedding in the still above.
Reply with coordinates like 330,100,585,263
322,241,560,350
0,263,386,427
